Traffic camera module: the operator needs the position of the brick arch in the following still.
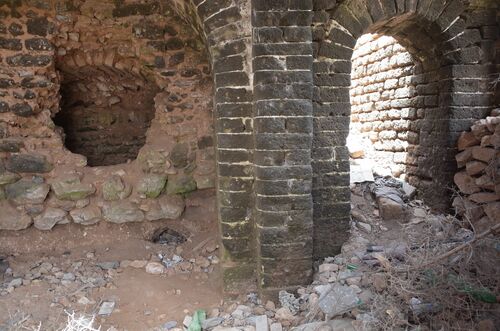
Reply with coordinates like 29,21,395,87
165,0,256,293
311,0,477,259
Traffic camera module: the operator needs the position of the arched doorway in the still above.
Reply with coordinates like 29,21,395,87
311,0,487,259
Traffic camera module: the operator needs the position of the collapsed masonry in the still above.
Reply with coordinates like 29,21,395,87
0,0,498,297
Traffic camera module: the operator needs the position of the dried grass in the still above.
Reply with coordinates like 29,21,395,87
365,217,500,330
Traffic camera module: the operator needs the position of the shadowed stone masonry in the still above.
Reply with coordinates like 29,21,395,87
0,0,498,298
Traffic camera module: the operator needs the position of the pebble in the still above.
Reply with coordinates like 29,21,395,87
357,222,372,233
270,323,283,331
255,315,268,331
274,307,295,322
77,296,93,305
265,301,276,311
97,261,120,270
130,260,148,268
98,301,116,316
62,272,76,281
163,321,178,330
146,262,166,275
9,278,22,288
318,263,339,273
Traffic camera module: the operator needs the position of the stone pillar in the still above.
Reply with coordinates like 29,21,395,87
252,0,315,297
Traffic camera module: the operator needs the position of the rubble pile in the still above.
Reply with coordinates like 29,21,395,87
453,109,500,232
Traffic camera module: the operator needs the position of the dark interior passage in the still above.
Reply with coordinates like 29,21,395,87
54,66,158,166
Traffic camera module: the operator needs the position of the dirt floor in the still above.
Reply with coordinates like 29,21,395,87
1,183,499,331
0,189,223,330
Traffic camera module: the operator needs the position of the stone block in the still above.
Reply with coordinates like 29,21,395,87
166,174,197,195
34,207,69,231
102,175,132,201
0,37,22,50
5,177,50,205
51,175,96,201
471,146,496,163
103,201,144,223
465,161,487,176
469,192,499,204
137,174,167,198
455,148,473,168
454,171,480,194
0,201,32,230
6,154,52,173
70,206,102,225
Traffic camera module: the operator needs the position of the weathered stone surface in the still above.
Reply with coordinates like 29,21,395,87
103,201,144,223
377,196,406,221
465,161,488,176
316,284,359,317
483,202,500,222
6,54,52,67
471,146,496,163
453,197,484,222
290,320,355,331
70,205,102,225
52,175,96,201
0,201,32,230
5,177,50,205
34,207,69,230
159,195,185,219
137,174,167,198
195,175,216,189
469,192,499,204
475,175,495,191
11,103,35,117
454,171,481,194
137,150,168,173
166,174,197,195
145,262,165,275
457,131,480,150
0,138,23,152
455,148,473,168
144,194,185,221
6,154,53,173
102,175,132,201
27,17,49,36
170,143,189,168
0,171,21,186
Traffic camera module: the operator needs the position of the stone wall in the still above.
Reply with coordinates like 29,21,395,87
0,1,215,230
0,0,498,297
349,33,418,179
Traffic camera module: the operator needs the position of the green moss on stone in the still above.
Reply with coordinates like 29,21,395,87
166,174,196,195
